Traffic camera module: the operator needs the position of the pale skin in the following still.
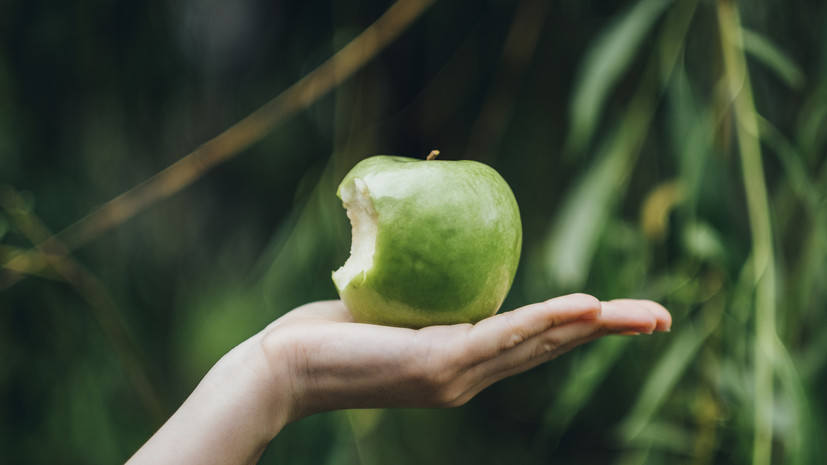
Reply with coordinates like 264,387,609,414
126,293,671,465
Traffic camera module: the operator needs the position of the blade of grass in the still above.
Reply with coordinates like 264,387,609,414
566,0,675,154
617,303,720,442
797,206,827,378
757,114,820,211
542,128,634,290
773,336,813,465
757,115,823,347
539,336,630,438
629,420,694,453
665,55,716,221
742,28,806,90
795,82,827,160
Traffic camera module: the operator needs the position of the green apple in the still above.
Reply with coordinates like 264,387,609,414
332,152,522,328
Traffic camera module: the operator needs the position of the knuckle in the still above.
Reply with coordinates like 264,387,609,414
532,337,562,360
500,313,530,351
570,293,601,307
507,331,527,349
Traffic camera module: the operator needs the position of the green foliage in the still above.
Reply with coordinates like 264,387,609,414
566,0,675,153
2,0,826,464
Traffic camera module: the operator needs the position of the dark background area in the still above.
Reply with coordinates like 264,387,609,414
1,0,826,463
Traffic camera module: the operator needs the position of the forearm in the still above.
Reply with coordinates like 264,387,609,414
126,335,289,465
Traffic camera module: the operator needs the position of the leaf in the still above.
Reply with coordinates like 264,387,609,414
617,319,715,442
626,420,694,452
742,29,806,90
567,0,675,153
682,221,726,263
640,179,686,241
773,339,815,465
758,115,820,210
541,337,630,436
541,134,630,290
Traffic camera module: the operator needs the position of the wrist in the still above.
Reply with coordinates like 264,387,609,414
126,333,291,465
217,330,293,443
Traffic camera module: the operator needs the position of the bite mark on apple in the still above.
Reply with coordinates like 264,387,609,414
333,177,378,290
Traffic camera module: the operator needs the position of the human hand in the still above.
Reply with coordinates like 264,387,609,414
126,293,670,465
261,293,671,423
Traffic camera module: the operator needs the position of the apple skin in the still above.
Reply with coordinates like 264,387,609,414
333,155,522,328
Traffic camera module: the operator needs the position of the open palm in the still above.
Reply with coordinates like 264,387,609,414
262,293,671,421
127,293,670,465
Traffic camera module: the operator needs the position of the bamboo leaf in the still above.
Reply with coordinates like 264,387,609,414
742,29,806,89
541,133,630,290
567,0,675,153
617,320,714,441
541,337,630,435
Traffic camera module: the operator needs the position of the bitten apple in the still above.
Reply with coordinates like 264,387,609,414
332,152,522,328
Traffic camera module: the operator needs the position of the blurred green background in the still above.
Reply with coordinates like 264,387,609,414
1,0,826,463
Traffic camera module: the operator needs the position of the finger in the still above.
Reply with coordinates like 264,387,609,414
598,300,666,334
490,298,669,373
467,317,606,383
465,293,602,363
605,299,672,332
453,319,608,403
457,300,672,399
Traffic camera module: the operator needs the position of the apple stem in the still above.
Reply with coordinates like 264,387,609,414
426,150,440,161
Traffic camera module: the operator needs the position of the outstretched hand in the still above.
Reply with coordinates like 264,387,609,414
263,294,671,420
127,294,671,465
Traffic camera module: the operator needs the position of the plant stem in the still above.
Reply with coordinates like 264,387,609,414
0,185,168,423
716,2,778,464
1,0,438,293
